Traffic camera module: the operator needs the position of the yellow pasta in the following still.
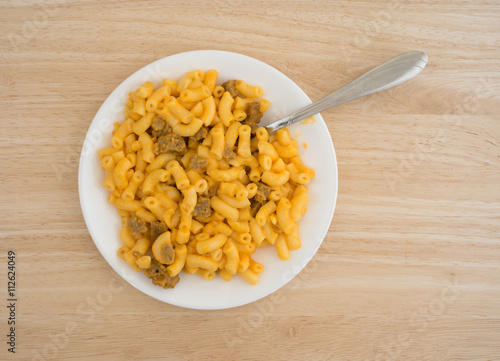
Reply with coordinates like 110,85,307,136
218,91,235,126
180,85,211,103
111,150,125,163
219,268,233,282
208,165,245,182
256,127,269,141
210,196,239,221
136,208,157,223
123,251,141,272
101,156,116,192
261,170,290,187
271,158,286,173
135,150,147,172
190,218,204,234
237,124,252,158
173,117,204,137
273,140,299,158
238,268,259,285
249,218,266,245
156,106,180,129
167,244,187,277
98,147,115,160
262,222,278,245
191,102,204,117
275,234,290,260
133,112,156,135
142,169,170,194
122,170,144,202
186,169,208,194
210,248,223,262
112,118,134,149
210,124,225,160
196,234,227,254
255,200,276,227
138,132,154,163
117,246,129,259
218,193,250,209
180,185,197,214
152,231,174,265
232,239,255,254
290,156,315,178
176,209,192,244
113,158,133,190
203,69,218,92
203,222,233,237
131,237,150,257
218,181,238,197
146,153,176,173
233,96,255,111
222,241,240,275
146,85,171,112
285,224,301,250
276,198,294,234
238,253,250,273
225,121,241,150
165,96,194,124
259,99,271,113
135,81,154,99
99,69,315,289
233,109,247,122
286,162,311,184
186,254,218,272
115,199,142,213
290,186,309,222
119,227,136,249
213,85,225,98
197,269,216,280
249,257,264,274
235,80,263,98
246,183,258,198
131,97,146,118
233,181,248,199
258,140,280,160
136,256,152,269
144,196,167,221
163,79,179,96
166,160,190,190
124,133,136,154
200,96,216,126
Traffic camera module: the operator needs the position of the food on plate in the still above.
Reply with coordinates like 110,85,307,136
98,69,314,288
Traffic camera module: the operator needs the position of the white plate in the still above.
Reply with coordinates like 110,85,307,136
79,50,338,310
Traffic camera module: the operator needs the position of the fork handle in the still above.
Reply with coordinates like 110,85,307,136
265,51,428,133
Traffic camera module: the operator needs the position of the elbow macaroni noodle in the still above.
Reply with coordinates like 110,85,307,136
99,69,314,288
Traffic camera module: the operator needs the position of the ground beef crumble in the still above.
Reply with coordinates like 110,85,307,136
127,216,147,238
189,155,208,170
193,196,212,219
190,126,208,142
245,102,263,133
157,133,187,153
150,221,167,241
221,80,241,98
144,259,180,289
150,116,172,137
254,182,271,203
223,146,236,159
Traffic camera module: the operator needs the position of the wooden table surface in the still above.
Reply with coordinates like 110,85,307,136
1,1,499,360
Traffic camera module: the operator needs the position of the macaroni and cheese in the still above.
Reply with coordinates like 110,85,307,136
99,70,314,288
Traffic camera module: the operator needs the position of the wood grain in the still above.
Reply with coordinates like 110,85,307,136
1,1,499,360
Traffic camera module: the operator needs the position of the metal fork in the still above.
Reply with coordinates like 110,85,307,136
264,51,429,133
